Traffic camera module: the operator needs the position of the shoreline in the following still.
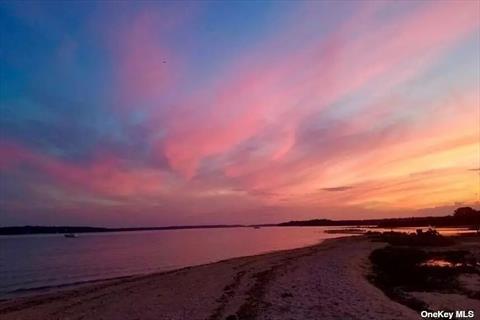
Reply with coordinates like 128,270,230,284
3,227,473,300
2,234,478,319
1,235,349,301
0,235,421,320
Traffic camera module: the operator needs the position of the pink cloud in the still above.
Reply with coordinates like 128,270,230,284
2,2,479,225
151,0,479,181
0,141,163,198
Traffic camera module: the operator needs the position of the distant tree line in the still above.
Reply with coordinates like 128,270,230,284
1,207,478,235
0,226,110,235
278,207,480,228
0,224,245,235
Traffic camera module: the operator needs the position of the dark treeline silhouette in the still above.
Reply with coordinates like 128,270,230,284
1,207,478,235
0,226,109,235
0,225,245,235
278,207,480,229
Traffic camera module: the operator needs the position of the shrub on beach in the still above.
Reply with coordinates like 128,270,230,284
368,243,479,312
369,229,455,246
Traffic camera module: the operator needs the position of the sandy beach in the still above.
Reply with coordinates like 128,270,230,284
0,236,426,320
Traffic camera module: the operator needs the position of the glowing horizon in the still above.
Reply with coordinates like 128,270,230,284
0,1,479,226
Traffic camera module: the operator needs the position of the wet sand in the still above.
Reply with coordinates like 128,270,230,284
0,236,422,320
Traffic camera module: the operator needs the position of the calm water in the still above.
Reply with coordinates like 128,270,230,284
0,227,343,298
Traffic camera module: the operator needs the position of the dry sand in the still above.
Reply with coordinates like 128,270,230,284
0,236,439,320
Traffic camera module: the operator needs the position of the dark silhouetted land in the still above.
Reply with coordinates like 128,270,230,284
0,225,245,236
1,207,478,236
278,207,480,229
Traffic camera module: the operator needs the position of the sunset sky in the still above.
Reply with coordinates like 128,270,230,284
0,1,479,226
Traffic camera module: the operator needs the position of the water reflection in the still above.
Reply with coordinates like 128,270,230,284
0,227,341,298
420,259,462,268
420,259,480,268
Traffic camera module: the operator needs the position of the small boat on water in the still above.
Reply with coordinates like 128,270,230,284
64,233,78,238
